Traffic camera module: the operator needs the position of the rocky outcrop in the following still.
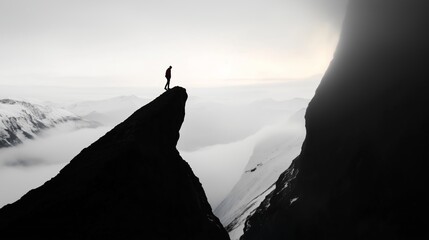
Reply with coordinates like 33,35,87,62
242,0,429,239
0,87,230,240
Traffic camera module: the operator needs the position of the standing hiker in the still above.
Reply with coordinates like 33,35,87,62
165,66,172,90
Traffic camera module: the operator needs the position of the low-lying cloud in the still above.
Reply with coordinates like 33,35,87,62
0,125,110,207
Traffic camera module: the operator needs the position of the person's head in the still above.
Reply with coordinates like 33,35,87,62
169,66,172,69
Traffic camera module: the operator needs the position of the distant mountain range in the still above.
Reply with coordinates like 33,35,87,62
0,99,99,148
66,95,149,126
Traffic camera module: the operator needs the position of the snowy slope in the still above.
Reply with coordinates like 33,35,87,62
214,108,306,240
0,99,98,148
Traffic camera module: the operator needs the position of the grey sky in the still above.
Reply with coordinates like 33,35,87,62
0,0,347,88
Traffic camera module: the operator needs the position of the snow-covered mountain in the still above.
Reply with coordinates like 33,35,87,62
214,109,306,240
0,99,99,148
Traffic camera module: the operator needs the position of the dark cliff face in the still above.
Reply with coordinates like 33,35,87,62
242,1,429,240
0,87,230,240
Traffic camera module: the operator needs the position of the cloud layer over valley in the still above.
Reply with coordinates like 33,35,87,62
0,80,316,208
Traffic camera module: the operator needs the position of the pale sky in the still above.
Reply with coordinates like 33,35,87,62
0,0,347,88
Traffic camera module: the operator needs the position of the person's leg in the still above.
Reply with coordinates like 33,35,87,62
164,79,168,90
167,79,171,90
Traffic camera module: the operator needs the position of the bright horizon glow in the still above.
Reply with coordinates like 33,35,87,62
0,0,345,89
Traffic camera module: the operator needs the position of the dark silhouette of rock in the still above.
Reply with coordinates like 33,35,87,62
0,87,230,240
242,1,429,240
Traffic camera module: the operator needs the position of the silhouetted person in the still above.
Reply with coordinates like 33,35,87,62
165,66,172,90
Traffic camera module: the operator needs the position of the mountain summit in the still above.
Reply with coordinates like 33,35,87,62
0,87,230,240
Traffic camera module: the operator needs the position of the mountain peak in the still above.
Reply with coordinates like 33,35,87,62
101,86,188,150
0,86,230,240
